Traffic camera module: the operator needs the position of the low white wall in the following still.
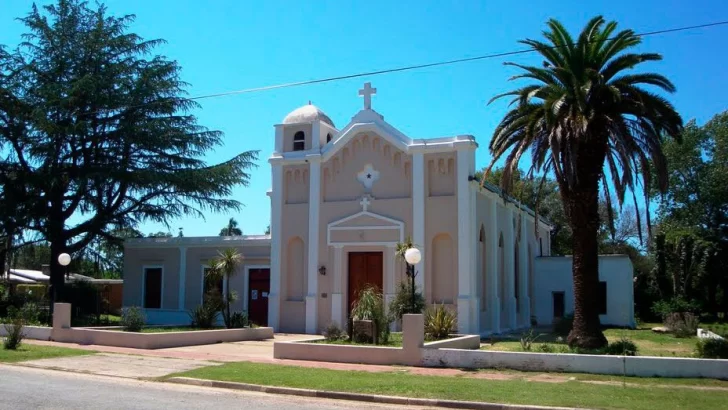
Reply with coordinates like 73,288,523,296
424,334,480,350
421,349,728,380
533,255,635,327
0,325,52,341
53,326,273,349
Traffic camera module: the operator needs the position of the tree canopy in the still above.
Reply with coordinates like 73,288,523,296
0,0,257,297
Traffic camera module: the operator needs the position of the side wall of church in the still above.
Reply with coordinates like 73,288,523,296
424,153,459,307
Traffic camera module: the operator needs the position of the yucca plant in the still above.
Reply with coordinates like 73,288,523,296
424,304,457,340
351,285,389,344
207,248,243,329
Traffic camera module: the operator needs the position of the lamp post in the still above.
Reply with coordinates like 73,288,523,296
58,253,71,281
403,247,421,313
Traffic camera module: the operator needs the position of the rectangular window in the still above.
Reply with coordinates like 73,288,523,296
144,267,162,309
552,291,565,319
203,267,224,304
598,281,608,315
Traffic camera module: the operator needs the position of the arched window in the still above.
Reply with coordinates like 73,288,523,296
293,131,305,151
326,133,332,143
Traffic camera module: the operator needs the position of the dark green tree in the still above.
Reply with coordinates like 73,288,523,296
655,112,728,317
0,1,257,303
485,16,683,348
219,218,243,236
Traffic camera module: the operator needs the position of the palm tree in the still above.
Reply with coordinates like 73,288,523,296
219,218,242,236
207,248,243,328
485,16,682,348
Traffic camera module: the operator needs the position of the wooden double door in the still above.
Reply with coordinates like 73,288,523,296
347,252,383,314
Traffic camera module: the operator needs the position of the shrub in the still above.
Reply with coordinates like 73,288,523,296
3,308,25,350
519,328,539,351
387,280,425,322
537,343,555,353
19,302,42,326
695,338,728,359
189,303,219,329
652,298,701,320
556,345,572,354
351,286,390,344
323,322,345,342
553,314,573,336
606,337,638,356
424,304,457,340
121,306,145,332
664,312,699,338
228,311,248,329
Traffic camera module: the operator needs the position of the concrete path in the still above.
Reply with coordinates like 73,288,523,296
1,365,423,410
20,352,219,379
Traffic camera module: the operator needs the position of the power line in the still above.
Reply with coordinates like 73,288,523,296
183,19,728,102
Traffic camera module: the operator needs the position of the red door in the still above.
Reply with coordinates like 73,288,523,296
347,252,383,315
248,268,270,326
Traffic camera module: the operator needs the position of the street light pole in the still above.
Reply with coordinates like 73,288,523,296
403,247,422,314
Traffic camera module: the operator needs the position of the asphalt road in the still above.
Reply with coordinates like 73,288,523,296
0,365,427,410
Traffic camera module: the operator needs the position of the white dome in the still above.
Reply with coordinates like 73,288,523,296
282,104,335,127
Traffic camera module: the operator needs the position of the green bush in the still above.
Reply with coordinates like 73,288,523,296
121,306,145,332
537,343,555,353
3,307,25,350
189,303,219,329
664,312,699,338
606,337,638,356
695,338,728,359
323,322,345,342
424,304,457,340
228,311,248,329
553,314,574,336
651,298,701,320
387,280,425,322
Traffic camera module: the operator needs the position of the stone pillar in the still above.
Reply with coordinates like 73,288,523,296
402,314,424,350
518,212,530,327
504,204,517,330
268,163,283,330
384,244,397,331
486,195,500,333
412,152,425,294
178,246,187,311
331,245,344,327
456,148,472,334
305,157,321,334
53,303,71,329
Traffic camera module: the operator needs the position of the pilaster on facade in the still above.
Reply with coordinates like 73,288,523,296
306,156,322,334
268,164,283,330
486,194,500,333
178,247,187,310
412,152,425,294
504,204,517,330
456,148,473,334
518,211,531,327
311,120,321,151
331,245,344,328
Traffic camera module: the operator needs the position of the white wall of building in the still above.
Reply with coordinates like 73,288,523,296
533,255,635,328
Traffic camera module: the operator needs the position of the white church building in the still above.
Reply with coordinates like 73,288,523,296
123,83,635,334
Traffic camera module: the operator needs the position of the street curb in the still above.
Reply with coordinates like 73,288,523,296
166,377,582,410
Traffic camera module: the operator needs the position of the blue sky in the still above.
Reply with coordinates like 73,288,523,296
1,0,727,237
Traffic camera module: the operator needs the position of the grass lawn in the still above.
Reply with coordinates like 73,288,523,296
0,343,92,363
172,361,728,410
313,332,403,347
482,323,700,357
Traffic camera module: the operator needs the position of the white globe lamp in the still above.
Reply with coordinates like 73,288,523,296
58,253,71,267
404,248,421,265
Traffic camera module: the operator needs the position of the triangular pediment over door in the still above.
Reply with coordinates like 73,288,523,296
327,211,404,246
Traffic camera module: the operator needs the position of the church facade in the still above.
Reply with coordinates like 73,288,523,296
123,83,635,334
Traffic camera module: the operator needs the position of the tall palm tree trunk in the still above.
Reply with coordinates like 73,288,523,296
564,142,608,349
566,190,608,348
